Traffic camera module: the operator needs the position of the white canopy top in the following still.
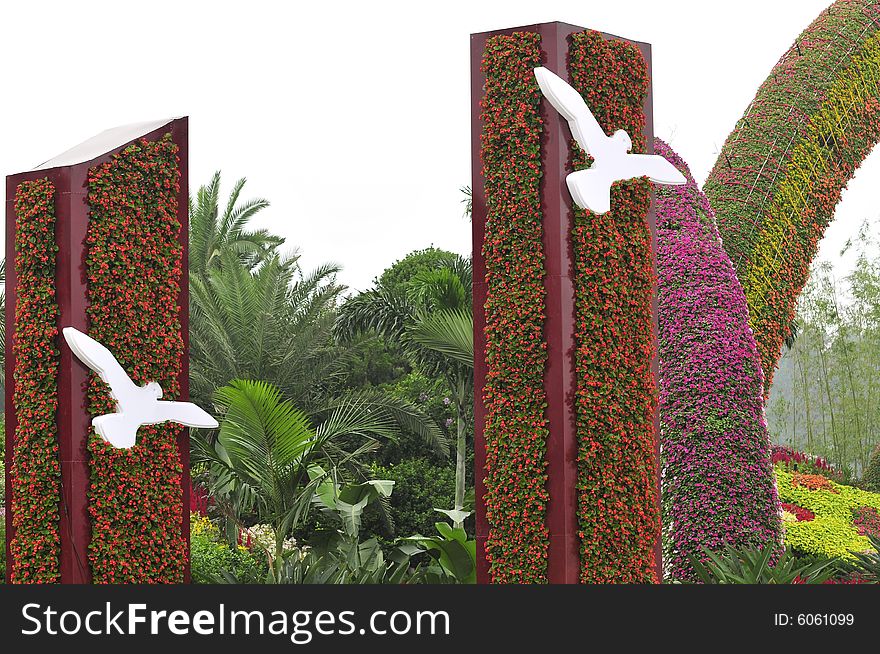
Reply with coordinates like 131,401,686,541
34,118,180,170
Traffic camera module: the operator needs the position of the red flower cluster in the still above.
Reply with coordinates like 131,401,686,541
772,445,840,480
568,31,659,583
480,31,551,583
190,479,212,517
822,577,871,584
791,472,838,494
852,506,880,538
9,178,61,583
781,503,815,522
85,135,187,583
793,575,871,584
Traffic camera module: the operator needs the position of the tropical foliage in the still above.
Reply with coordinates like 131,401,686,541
334,251,472,523
189,171,281,279
205,463,422,585
401,517,477,584
688,545,839,585
190,248,344,411
187,174,463,584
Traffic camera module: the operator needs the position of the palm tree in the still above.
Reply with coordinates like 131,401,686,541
406,263,474,367
189,171,284,280
190,248,343,409
460,186,472,219
190,249,448,457
194,379,414,580
335,255,474,524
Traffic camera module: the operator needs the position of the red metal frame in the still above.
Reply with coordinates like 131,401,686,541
4,118,190,583
471,23,660,584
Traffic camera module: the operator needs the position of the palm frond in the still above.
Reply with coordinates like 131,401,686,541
212,379,320,522
315,389,449,458
408,268,467,311
408,308,474,369
334,287,411,344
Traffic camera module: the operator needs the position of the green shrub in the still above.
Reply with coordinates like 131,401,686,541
378,373,455,465
190,514,263,584
369,458,456,538
865,445,880,492
377,247,459,295
335,336,409,392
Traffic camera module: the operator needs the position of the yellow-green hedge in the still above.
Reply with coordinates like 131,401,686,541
776,467,880,558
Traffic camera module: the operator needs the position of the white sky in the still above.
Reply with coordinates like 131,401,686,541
1,0,875,292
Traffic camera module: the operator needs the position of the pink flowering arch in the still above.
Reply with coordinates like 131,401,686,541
655,139,782,581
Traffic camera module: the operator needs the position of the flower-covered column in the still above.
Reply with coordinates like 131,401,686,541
4,118,190,583
471,22,660,584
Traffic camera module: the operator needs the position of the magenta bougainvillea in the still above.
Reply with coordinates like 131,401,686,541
9,178,61,583
655,139,781,581
480,31,550,584
569,31,659,583
85,134,187,583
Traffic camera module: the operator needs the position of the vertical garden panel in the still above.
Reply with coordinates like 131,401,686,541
5,118,190,583
472,23,660,583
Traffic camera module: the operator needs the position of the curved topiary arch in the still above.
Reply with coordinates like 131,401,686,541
655,139,781,581
704,0,880,388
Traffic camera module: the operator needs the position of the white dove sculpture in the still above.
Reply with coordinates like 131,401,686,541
533,66,686,213
62,327,219,449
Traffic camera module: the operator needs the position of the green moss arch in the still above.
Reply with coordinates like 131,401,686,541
705,0,880,389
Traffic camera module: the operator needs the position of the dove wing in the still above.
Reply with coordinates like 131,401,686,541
62,327,138,400
93,414,140,449
617,154,688,185
153,401,219,429
566,169,614,214
534,67,611,158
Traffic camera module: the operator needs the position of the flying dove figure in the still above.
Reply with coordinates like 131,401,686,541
533,66,686,213
62,327,219,449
